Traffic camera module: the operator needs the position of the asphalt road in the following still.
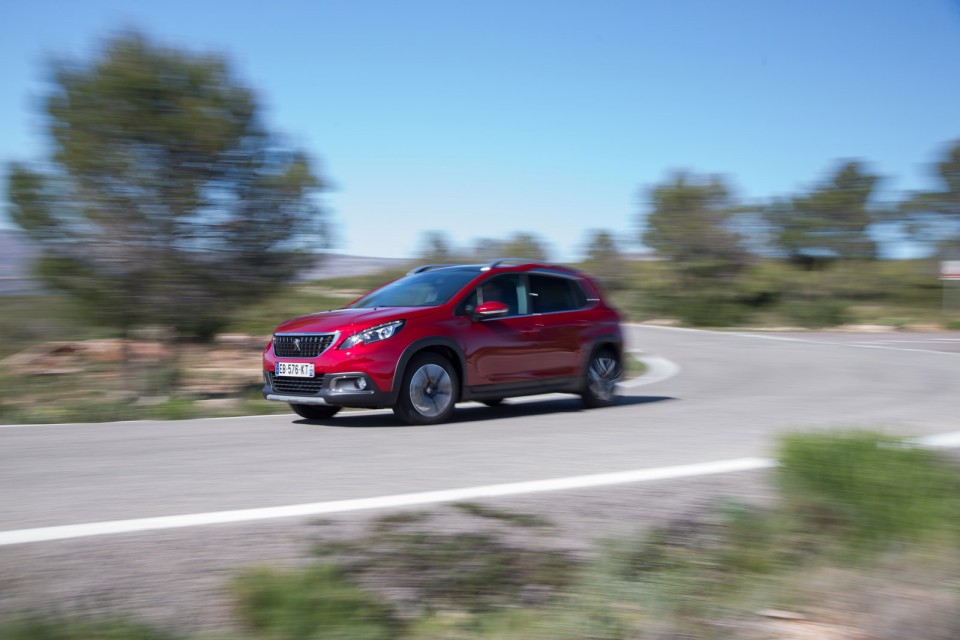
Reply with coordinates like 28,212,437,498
2,324,959,630
2,325,958,534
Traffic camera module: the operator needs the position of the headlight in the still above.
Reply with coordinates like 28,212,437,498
340,320,405,350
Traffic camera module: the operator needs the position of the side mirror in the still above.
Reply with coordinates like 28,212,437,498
473,301,509,320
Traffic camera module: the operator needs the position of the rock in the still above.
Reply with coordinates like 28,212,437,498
0,342,84,374
834,324,894,333
214,334,269,348
130,327,175,341
758,609,808,621
900,323,945,332
82,339,129,363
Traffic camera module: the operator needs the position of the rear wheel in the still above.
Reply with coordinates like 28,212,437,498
290,404,341,420
393,353,459,425
582,349,621,408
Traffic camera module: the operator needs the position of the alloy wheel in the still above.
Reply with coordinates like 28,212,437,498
587,354,620,403
409,363,454,417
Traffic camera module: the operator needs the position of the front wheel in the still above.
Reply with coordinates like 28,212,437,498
581,349,621,408
290,404,341,420
393,353,459,425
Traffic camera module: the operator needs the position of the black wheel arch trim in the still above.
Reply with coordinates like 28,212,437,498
582,334,624,375
392,337,468,403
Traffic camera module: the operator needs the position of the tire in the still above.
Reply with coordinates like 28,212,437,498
581,348,621,408
290,404,341,420
481,398,504,407
393,353,459,425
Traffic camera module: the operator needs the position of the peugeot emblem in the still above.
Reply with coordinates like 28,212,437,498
293,338,301,351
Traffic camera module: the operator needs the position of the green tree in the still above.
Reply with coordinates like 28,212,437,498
637,172,753,326
5,32,326,339
501,232,550,261
765,161,879,268
416,230,456,263
581,229,628,291
469,237,506,262
640,171,747,277
902,140,960,257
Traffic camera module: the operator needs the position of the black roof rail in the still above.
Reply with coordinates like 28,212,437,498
406,263,457,276
481,258,536,271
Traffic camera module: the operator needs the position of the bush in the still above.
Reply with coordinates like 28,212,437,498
778,298,850,327
231,564,396,640
406,606,629,640
0,618,180,640
777,431,960,545
669,295,751,327
316,530,578,613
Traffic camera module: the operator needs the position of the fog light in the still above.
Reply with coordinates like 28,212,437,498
356,377,367,390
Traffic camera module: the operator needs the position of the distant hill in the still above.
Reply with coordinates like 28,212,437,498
299,254,410,280
0,228,42,295
0,229,409,295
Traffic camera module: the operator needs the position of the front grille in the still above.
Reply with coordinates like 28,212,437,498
274,334,335,357
269,373,326,395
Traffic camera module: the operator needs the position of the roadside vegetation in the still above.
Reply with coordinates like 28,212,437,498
3,430,958,639
606,257,954,329
0,282,352,424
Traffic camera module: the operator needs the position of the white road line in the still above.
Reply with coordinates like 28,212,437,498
853,339,960,346
630,323,960,356
620,351,681,388
0,458,774,546
916,431,960,449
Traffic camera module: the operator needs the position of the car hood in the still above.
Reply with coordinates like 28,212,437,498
273,306,433,335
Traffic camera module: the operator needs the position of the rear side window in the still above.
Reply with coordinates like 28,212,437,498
528,274,587,313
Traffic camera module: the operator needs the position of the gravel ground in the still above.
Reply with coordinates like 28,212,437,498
0,469,776,634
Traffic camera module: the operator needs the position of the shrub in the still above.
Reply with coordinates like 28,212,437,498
315,529,578,613
231,564,395,640
0,618,180,640
778,298,850,327
669,296,751,327
777,431,960,545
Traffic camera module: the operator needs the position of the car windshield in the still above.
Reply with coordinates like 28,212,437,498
349,268,479,308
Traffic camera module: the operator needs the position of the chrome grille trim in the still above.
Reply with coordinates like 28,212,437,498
273,332,337,357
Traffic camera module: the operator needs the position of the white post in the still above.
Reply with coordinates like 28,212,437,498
940,261,960,316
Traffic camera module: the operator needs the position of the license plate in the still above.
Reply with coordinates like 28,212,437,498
276,362,315,377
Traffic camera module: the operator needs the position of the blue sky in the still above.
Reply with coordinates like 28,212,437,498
2,1,959,259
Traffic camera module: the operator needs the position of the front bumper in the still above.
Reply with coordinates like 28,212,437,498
262,371,392,408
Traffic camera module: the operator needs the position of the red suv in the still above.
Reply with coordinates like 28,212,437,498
262,259,624,425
